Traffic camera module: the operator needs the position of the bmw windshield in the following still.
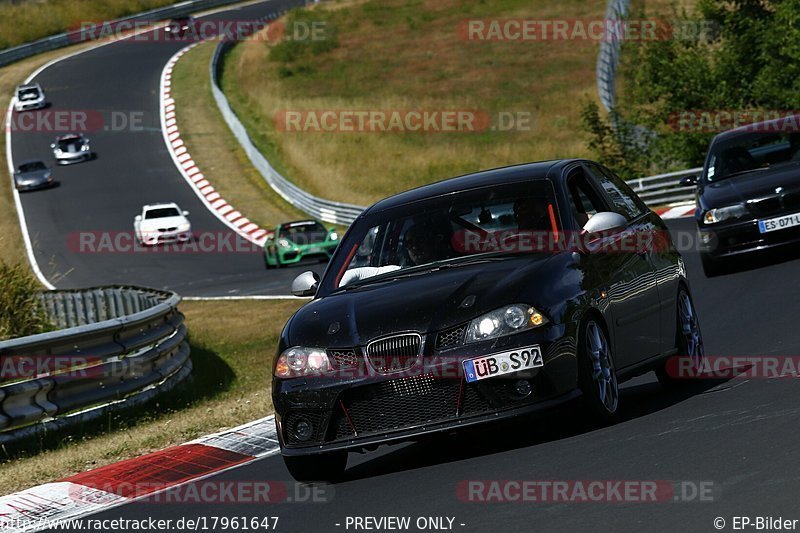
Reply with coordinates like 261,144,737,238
706,130,800,182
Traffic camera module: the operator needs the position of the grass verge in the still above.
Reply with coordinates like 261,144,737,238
221,0,606,206
169,41,304,228
0,298,304,496
0,0,182,51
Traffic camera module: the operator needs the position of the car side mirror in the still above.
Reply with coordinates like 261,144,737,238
135,215,142,222
182,210,189,216
582,212,627,237
679,175,699,187
291,271,320,297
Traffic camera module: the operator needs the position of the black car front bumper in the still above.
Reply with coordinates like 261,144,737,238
698,218,800,258
273,323,580,455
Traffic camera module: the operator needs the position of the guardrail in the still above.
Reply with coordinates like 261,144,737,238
0,286,190,443
0,0,250,68
210,36,365,226
629,167,702,206
596,0,630,114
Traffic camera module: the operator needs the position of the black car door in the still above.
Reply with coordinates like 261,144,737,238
582,163,662,368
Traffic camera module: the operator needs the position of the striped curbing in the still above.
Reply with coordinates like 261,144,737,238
0,416,279,532
159,43,273,246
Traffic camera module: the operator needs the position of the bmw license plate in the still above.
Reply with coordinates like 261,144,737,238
758,212,800,233
463,346,543,383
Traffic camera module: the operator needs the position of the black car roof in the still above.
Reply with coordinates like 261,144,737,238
364,159,572,214
711,114,800,143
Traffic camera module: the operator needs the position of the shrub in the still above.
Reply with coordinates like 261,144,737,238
0,262,52,341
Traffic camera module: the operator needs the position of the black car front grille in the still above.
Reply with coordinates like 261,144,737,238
436,325,466,350
158,227,178,233
328,348,360,370
331,374,495,440
749,193,800,218
366,333,421,373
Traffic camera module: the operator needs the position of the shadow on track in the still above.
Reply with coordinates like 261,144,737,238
339,376,728,483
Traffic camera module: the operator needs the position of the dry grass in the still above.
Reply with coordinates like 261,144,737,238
0,0,181,50
0,299,305,496
222,0,607,206
170,42,304,228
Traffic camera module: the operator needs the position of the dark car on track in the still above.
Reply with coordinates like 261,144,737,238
273,159,705,481
684,115,800,276
14,160,54,191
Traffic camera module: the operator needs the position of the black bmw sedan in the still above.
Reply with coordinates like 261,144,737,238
274,159,704,481
685,116,800,276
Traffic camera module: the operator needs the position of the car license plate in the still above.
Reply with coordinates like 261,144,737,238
463,345,543,383
758,212,800,233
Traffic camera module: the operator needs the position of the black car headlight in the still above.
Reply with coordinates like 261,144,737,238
703,204,748,225
274,346,332,378
465,304,547,343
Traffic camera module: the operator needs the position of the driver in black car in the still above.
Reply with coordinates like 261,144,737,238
405,219,453,265
513,197,550,231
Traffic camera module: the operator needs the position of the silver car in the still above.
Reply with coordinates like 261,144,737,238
13,83,46,112
14,160,54,191
51,134,93,164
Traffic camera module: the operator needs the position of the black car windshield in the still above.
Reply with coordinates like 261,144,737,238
319,179,561,295
18,161,46,172
279,221,327,244
706,130,800,182
145,207,181,219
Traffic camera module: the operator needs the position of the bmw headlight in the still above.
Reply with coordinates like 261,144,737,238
703,204,748,225
465,304,547,343
274,346,332,378
81,144,89,151
330,232,339,241
279,238,292,248
178,222,191,232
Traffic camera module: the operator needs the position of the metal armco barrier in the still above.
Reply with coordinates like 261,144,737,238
210,36,365,226
0,286,190,442
629,167,702,206
0,0,249,68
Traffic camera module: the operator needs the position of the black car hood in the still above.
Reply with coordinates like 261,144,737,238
287,254,571,347
702,164,800,207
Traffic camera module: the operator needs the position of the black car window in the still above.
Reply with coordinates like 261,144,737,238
586,163,645,221
566,167,606,229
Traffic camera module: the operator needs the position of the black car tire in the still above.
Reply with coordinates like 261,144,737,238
700,253,723,277
577,317,619,424
283,451,347,483
656,287,705,388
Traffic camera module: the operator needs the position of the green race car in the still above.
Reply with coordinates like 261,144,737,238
264,220,340,268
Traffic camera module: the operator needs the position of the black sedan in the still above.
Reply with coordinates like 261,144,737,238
274,159,705,481
684,116,800,276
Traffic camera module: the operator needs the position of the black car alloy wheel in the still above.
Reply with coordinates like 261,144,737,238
657,288,705,387
579,318,619,421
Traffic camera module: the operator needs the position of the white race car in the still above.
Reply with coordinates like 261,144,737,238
13,83,46,112
134,203,192,245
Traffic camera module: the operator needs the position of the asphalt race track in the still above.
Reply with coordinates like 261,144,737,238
8,0,307,297
48,217,800,533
